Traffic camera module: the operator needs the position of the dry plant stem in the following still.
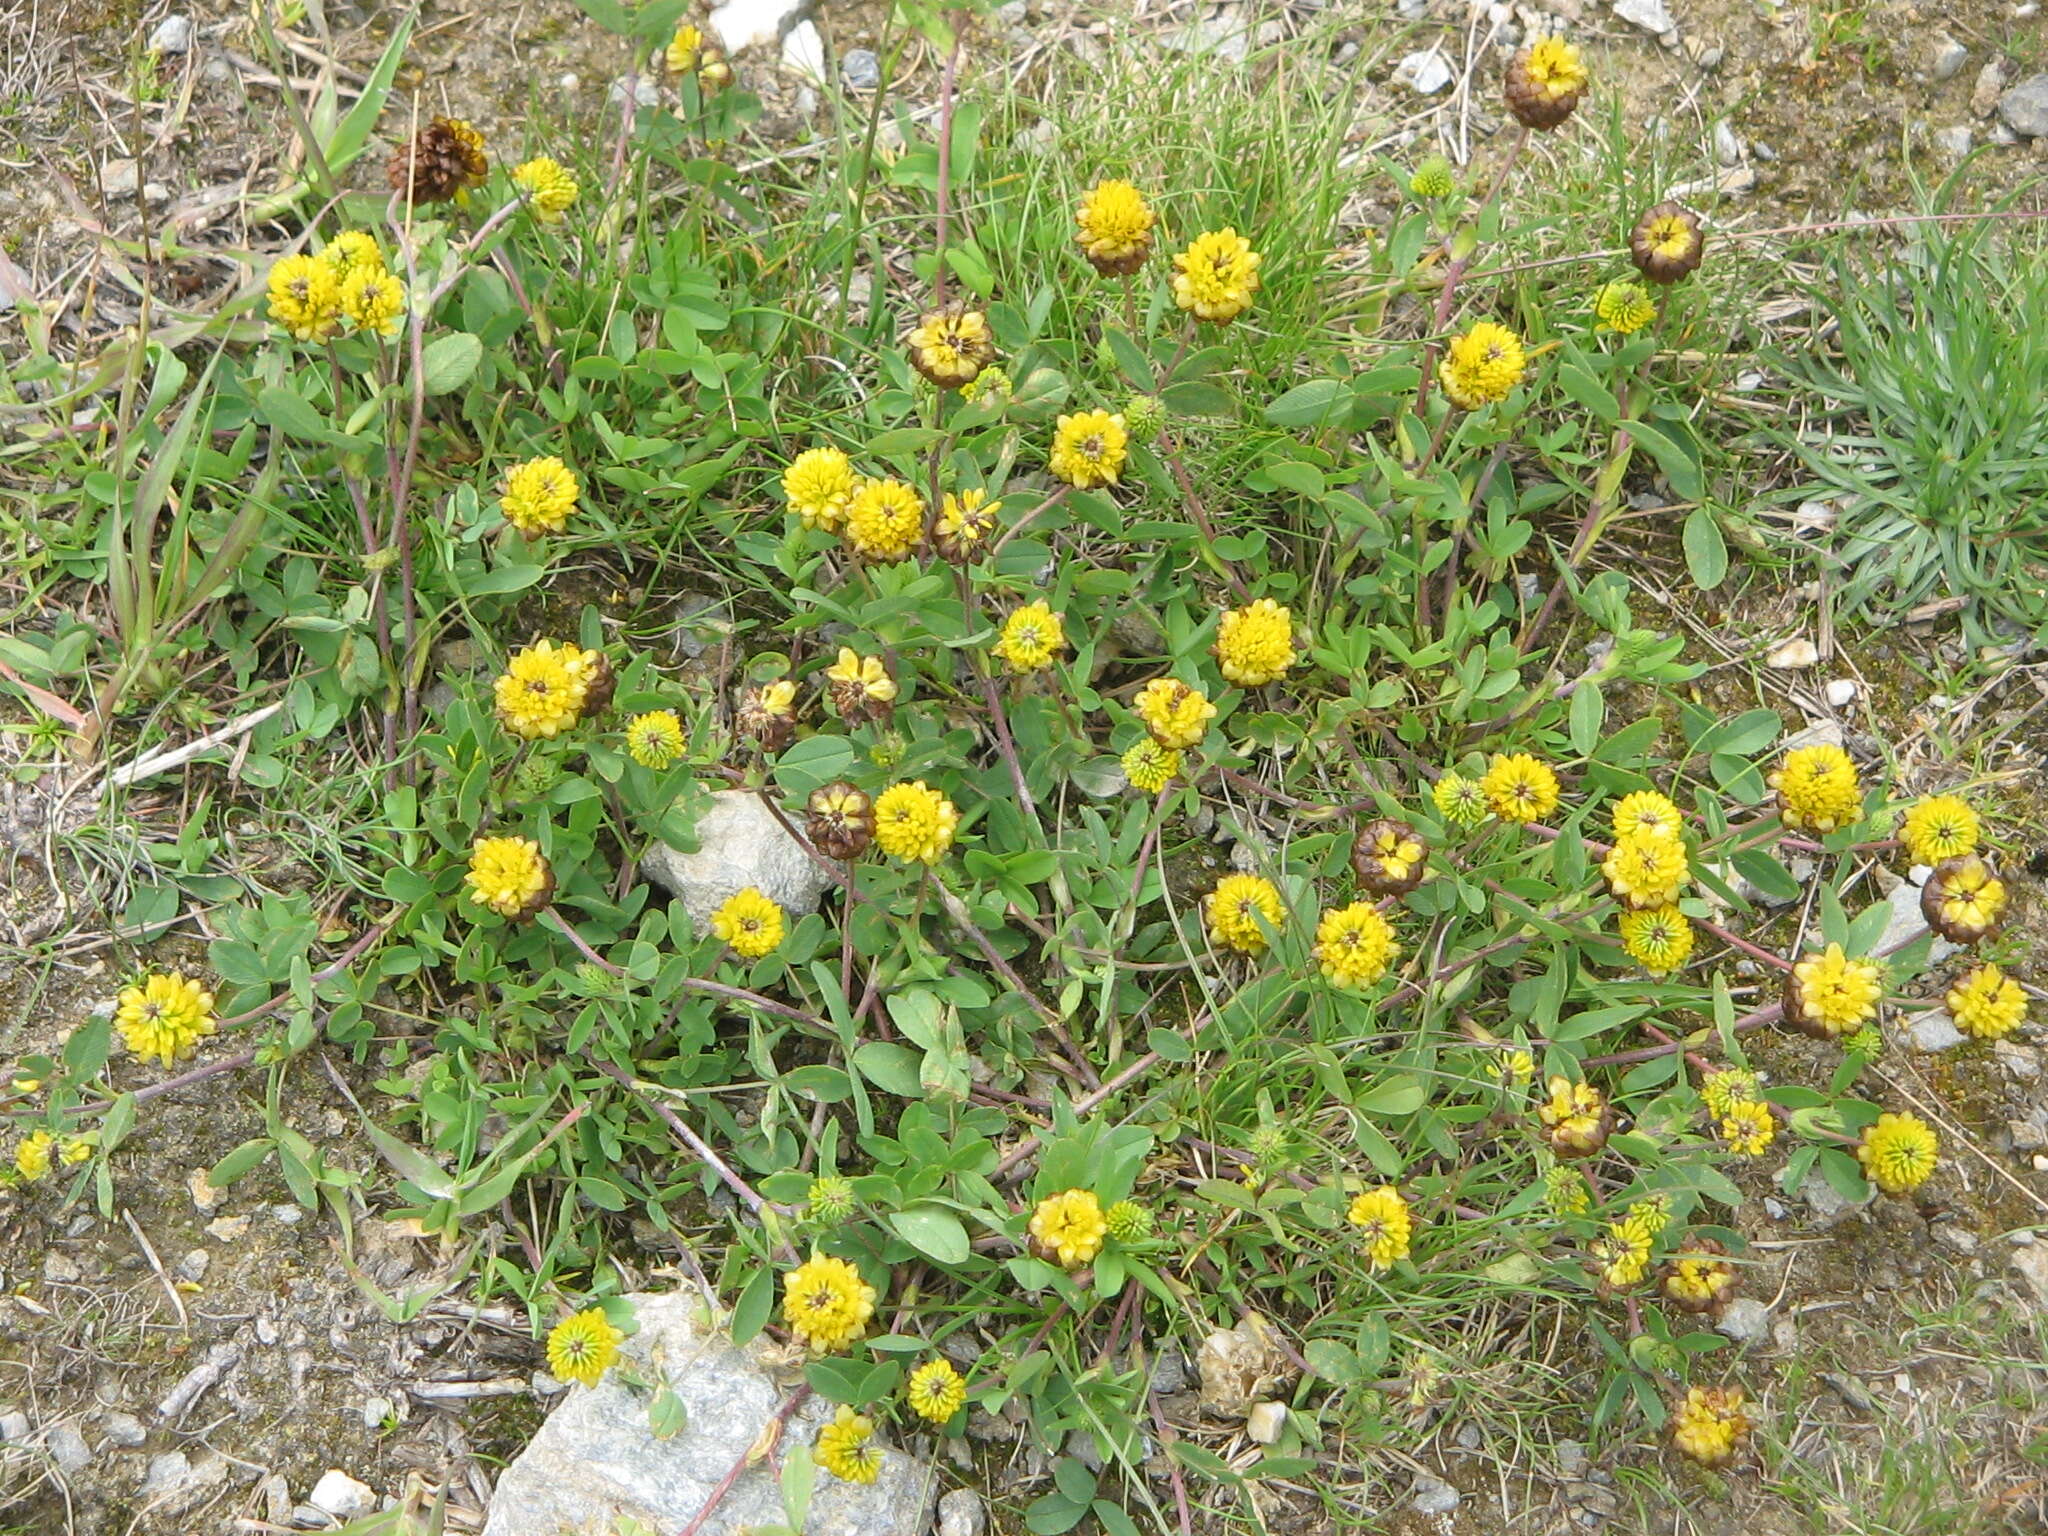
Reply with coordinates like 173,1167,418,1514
593,1060,797,1249
926,871,1098,1088
677,1386,813,1536
930,20,965,311
1148,1381,1196,1536
993,1045,1167,1180
544,907,625,975
986,485,1070,558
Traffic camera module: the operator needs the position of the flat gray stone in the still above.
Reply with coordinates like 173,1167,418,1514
311,1469,376,1519
1929,36,1968,80
47,1422,90,1474
1410,1473,1460,1515
1613,0,1676,35
1906,1008,1965,1052
639,789,833,930
1799,1166,1869,1228
938,1490,985,1536
1932,125,1974,161
1714,1297,1770,1345
149,14,193,52
840,48,880,90
482,1293,934,1536
2011,1244,2048,1310
1393,46,1452,94
1998,74,2048,137
101,1411,146,1448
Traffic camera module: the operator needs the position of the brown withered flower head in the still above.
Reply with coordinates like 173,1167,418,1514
1503,36,1590,131
736,679,799,755
807,782,874,861
1661,1237,1739,1315
906,304,998,390
1921,854,2008,945
388,116,488,206
1350,819,1429,898
1538,1076,1615,1160
575,651,616,718
1629,202,1705,284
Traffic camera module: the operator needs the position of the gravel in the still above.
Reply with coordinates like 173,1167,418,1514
1929,36,1968,80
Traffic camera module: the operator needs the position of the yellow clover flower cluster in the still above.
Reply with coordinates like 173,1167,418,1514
1946,963,2027,1041
494,639,602,739
1593,280,1656,334
1345,1185,1413,1271
1898,793,1979,865
1314,901,1398,988
712,887,785,960
1433,771,1490,827
1857,1110,1938,1196
1122,738,1182,795
465,836,552,921
994,601,1067,674
1602,826,1689,909
1783,942,1883,1040
1438,321,1526,410
1133,677,1217,751
1029,1188,1108,1268
1213,598,1297,687
1048,409,1129,489
905,1358,967,1424
816,1405,882,1483
782,1252,877,1353
500,455,580,537
546,1307,624,1387
1671,1385,1751,1468
1481,752,1559,824
266,230,408,343
1171,228,1261,323
872,781,960,864
1075,178,1156,276
116,972,217,1067
626,709,687,769
1618,905,1693,975
1206,873,1285,955
1772,743,1861,832
511,157,579,223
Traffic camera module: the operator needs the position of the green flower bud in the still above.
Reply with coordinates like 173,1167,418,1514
1122,393,1166,444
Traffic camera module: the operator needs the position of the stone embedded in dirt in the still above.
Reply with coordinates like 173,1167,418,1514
1798,1166,1869,1228
2010,1244,2048,1310
47,1421,90,1473
840,48,881,90
709,0,804,54
780,20,825,82
1906,1009,1965,1053
1766,637,1819,669
1245,1401,1287,1444
1393,47,1453,95
481,1293,935,1536
938,1489,986,1536
1997,75,2048,138
1196,1312,1294,1419
101,1411,146,1448
1410,1472,1460,1515
608,77,660,110
1159,14,1251,61
1714,1297,1770,1346
1929,36,1968,81
1974,58,2011,117
311,1469,377,1519
149,13,193,52
0,1412,28,1445
639,788,834,930
1823,679,1858,707
43,1251,81,1284
1611,0,1676,36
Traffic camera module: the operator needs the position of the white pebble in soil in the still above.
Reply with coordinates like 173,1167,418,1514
1612,0,1676,36
1394,46,1454,94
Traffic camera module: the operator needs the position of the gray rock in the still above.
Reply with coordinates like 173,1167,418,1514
310,1469,376,1519
1995,1043,2041,1081
1999,75,2048,137
481,1293,935,1536
1712,121,1744,166
1907,1009,1965,1052
0,1411,29,1444
937,1490,985,1536
779,20,824,81
1931,1224,1978,1257
707,0,802,53
1933,125,1974,160
1612,0,1675,35
1799,1166,1868,1228
1976,58,2012,116
1872,877,1958,963
607,76,659,110
1159,15,1249,60
47,1422,90,1473
1714,1297,1771,1345
141,1450,192,1495
1410,1473,1460,1515
1929,36,1968,80
101,1411,147,1448
1394,46,1453,94
1245,1401,1287,1444
841,48,880,90
1149,1350,1189,1394
176,1248,209,1283
149,14,193,52
638,790,833,930
43,1252,81,1284
1397,0,1429,16
1556,1440,1588,1477
2012,1244,2048,1309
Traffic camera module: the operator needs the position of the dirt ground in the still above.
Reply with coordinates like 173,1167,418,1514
4,0,2048,1531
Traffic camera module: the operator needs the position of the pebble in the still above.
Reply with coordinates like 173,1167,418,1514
204,1216,250,1242
176,1249,209,1283
1994,1043,2041,1082
310,1469,377,1519
840,47,880,90
43,1252,82,1284
1974,58,2011,117
1906,1009,1965,1052
1715,1297,1770,1345
1150,1350,1190,1395
606,76,659,110
1799,1165,1865,1228
1411,1473,1460,1515
102,1411,147,1448
778,20,824,81
1712,121,1744,166
1823,679,1857,707
1398,0,1430,15
1612,0,1675,34
47,1422,90,1474
1820,1371,1876,1412
1933,125,1974,160
1766,636,1819,669
1245,1401,1288,1444
1929,36,1968,81
361,1396,397,1429
149,14,193,52
1556,1439,1588,1477
270,1203,304,1225
2009,1244,2048,1310
256,1316,280,1345
1998,74,2048,138
142,1451,192,1496
1932,1224,1979,1257
707,0,802,53
938,1489,986,1536
0,1412,28,1445
1394,46,1453,94
260,1474,292,1525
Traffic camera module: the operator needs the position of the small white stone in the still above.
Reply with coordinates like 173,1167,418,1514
1612,0,1676,34
1823,679,1857,707
1394,47,1454,94
1767,637,1820,669
149,14,193,52
779,20,825,82
1245,1401,1287,1444
310,1469,376,1520
708,0,803,53
1907,1010,1966,1053
1930,37,1969,80
1713,121,1744,166
176,1249,209,1283
204,1215,250,1242
606,76,659,110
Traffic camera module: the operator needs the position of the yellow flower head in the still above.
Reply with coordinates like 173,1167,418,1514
959,366,1011,406
1899,794,1980,865
1602,827,1689,910
1351,819,1427,896
1433,771,1491,827
1618,904,1693,974
1206,873,1285,955
512,157,579,223
783,448,858,532
1625,1194,1671,1240
906,1359,967,1425
1772,743,1861,833
1076,179,1156,275
1104,1199,1151,1241
816,1404,882,1483
1029,1188,1108,1268
500,456,580,537
495,639,592,738
626,710,686,769
546,1307,624,1387
712,887,785,960
1946,963,2027,1041
1593,280,1657,334
1719,1100,1774,1156
318,229,385,282
1923,854,2007,944
13,1130,54,1183
1214,598,1297,686
1611,789,1682,841
665,22,702,72
1481,752,1559,824
844,477,926,562
1663,1244,1738,1311
1785,942,1883,1039
783,1252,878,1353
1346,1185,1413,1271
1512,34,1590,110
465,836,552,920
339,264,406,337
1133,677,1217,751
1631,202,1705,284
935,488,1001,560
1049,409,1129,489
116,972,218,1067
1171,228,1261,323
872,780,960,863
994,601,1067,674
1315,901,1399,988
1439,321,1526,410
1699,1067,1760,1121
738,679,800,751
825,648,898,719
1671,1385,1750,1468
60,1135,94,1165
1121,738,1182,794
1858,1110,1938,1196
1487,1049,1535,1086
1593,1230,1652,1290
906,305,997,389
1539,1076,1612,1158
1545,1163,1592,1216
266,253,342,342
